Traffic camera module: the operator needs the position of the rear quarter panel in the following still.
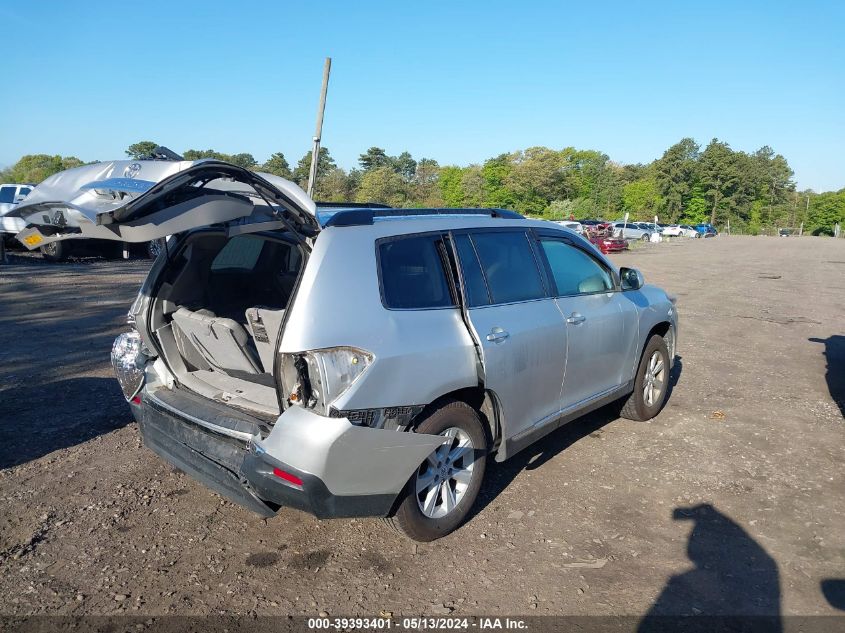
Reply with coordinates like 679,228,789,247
280,224,479,410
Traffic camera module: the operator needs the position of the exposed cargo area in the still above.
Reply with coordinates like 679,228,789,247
148,232,305,417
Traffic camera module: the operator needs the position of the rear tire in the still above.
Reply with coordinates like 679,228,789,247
619,334,670,421
641,233,650,242
147,238,165,260
386,400,488,541
40,241,68,262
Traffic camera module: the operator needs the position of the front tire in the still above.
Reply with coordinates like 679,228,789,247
40,241,68,262
641,233,650,242
386,400,488,541
619,334,670,421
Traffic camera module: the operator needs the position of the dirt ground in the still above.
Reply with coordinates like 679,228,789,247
0,236,843,621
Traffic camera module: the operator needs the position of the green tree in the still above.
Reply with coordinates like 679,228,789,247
748,200,764,235
356,166,407,207
439,166,465,207
679,185,709,224
699,139,741,225
807,191,845,235
261,152,292,179
546,199,576,220
314,168,358,202
228,153,258,170
183,149,231,161
7,154,85,183
622,177,661,220
125,141,159,159
654,138,700,221
292,147,337,188
481,154,516,209
411,158,443,207
358,147,391,171
393,151,417,182
461,165,485,207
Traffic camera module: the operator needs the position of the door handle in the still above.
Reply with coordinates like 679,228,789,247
486,327,510,343
566,313,586,325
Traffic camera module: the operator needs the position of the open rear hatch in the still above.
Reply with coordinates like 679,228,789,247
11,159,319,248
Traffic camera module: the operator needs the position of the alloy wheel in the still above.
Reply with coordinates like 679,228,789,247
643,350,666,406
415,427,476,519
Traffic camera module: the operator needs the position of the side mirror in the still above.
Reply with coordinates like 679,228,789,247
13,195,26,204
620,267,644,291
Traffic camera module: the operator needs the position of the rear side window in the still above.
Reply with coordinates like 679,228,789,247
471,231,545,304
0,187,15,203
453,234,490,307
211,235,265,271
378,235,454,309
539,239,614,296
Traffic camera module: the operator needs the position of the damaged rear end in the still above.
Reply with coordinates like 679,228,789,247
26,159,452,519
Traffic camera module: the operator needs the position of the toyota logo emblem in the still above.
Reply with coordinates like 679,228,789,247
124,163,142,179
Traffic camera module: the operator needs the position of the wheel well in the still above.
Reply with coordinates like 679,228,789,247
648,321,671,339
646,321,675,359
414,386,501,450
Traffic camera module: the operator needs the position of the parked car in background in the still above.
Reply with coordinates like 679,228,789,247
16,158,679,541
0,183,35,244
612,222,652,241
553,220,583,234
662,224,698,238
694,224,718,237
588,233,628,254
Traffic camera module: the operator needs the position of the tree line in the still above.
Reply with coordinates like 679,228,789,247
2,139,843,235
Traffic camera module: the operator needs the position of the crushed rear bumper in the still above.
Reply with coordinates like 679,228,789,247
137,389,445,519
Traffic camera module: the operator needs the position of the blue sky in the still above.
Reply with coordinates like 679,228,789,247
2,1,843,191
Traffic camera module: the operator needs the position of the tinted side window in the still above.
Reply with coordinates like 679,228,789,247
453,234,489,307
379,235,454,309
539,239,614,296
211,235,265,271
471,231,545,304
0,187,15,203
18,187,31,197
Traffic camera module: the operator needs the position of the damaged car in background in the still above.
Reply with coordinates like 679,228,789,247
14,158,679,541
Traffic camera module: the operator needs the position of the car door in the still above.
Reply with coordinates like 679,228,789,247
534,232,638,410
10,160,319,249
452,229,567,440
0,185,17,216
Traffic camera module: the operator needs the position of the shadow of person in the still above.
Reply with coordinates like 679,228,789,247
821,579,845,611
639,504,781,633
809,336,845,419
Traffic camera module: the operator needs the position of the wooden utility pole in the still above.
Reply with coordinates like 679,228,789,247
307,58,332,199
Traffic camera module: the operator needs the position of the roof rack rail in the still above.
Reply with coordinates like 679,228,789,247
324,207,524,228
315,201,393,209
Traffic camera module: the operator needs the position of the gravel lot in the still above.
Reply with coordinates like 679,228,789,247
0,236,843,621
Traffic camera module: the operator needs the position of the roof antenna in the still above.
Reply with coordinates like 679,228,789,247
307,58,332,199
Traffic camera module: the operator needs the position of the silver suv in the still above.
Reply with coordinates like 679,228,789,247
15,160,678,541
